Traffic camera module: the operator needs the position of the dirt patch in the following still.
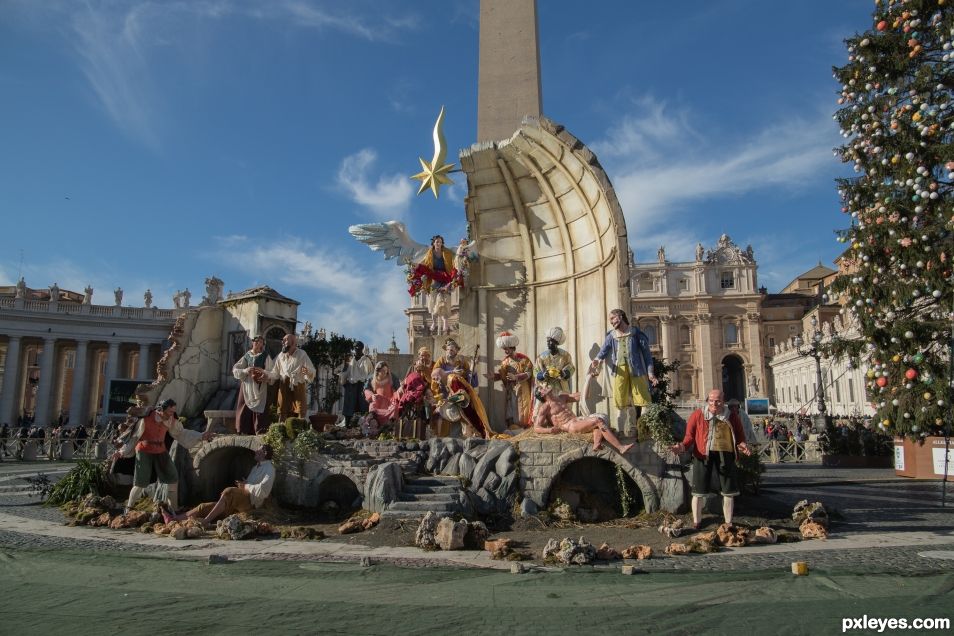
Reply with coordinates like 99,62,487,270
240,495,801,563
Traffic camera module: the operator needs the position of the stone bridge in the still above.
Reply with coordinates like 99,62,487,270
181,435,687,518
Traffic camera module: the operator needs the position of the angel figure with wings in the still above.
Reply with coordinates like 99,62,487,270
349,221,478,332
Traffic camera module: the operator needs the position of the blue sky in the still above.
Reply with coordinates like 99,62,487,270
0,0,871,349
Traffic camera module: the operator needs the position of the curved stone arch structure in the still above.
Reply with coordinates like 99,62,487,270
540,446,660,513
191,435,264,471
314,466,363,494
458,116,631,428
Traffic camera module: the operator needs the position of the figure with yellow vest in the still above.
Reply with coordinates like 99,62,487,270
490,331,534,430
589,309,657,434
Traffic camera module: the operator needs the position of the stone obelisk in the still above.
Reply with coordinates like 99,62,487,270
477,0,542,143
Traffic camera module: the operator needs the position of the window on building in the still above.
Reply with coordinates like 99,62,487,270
804,384,809,403
65,351,75,369
768,336,776,348
724,323,738,345
27,349,38,366
679,278,690,291
720,271,734,289
767,326,775,334
679,325,692,346
835,378,841,402
848,378,855,402
643,324,658,345
795,386,800,402
637,273,654,292
789,325,797,334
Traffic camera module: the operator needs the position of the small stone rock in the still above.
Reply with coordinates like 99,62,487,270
664,542,690,555
792,500,829,529
414,511,446,550
435,517,468,551
542,536,596,565
464,520,490,549
800,520,828,540
621,565,636,575
338,517,365,535
208,554,229,565
622,545,653,560
216,514,257,540
485,538,513,559
596,542,621,560
510,562,525,574
752,527,777,544
715,523,751,547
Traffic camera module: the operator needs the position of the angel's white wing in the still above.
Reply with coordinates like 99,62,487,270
348,221,429,265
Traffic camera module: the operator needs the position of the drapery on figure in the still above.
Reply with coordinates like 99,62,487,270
491,331,533,429
534,326,575,395
361,361,400,437
395,358,434,439
267,333,315,420
589,308,657,434
532,386,632,454
408,235,461,297
430,338,487,437
232,335,274,434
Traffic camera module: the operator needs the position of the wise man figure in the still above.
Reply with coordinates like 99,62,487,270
267,333,315,420
232,335,274,434
491,331,533,430
534,327,575,395
589,308,657,435
431,338,484,437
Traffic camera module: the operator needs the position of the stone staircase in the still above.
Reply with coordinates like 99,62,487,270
381,475,464,519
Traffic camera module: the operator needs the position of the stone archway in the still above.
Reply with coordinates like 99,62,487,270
722,354,746,403
315,471,362,512
546,457,642,521
539,445,660,513
193,445,256,503
458,117,632,430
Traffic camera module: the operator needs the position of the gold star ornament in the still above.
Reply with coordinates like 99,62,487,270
411,106,456,198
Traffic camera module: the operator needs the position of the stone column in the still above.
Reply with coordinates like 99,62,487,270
659,315,674,362
0,336,23,425
477,0,542,142
68,340,89,428
697,314,716,393
100,341,121,420
137,343,151,380
33,337,57,427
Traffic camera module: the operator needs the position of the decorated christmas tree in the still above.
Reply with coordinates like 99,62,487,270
830,0,952,439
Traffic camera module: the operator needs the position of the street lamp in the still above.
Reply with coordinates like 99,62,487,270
793,315,829,432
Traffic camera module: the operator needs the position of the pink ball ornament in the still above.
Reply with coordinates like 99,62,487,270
876,376,889,387
905,368,918,380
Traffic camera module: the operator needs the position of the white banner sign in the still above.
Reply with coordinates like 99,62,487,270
894,445,905,471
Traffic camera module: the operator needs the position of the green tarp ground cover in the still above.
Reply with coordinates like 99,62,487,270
1,547,951,635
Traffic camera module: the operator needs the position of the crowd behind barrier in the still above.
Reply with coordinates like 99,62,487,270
0,423,126,462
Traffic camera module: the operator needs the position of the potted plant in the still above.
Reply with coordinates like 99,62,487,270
300,332,355,432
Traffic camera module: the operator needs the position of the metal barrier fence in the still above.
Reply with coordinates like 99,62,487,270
753,440,822,464
0,436,115,462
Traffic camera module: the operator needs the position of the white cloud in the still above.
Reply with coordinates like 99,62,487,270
45,1,419,147
591,95,839,255
214,236,409,348
336,148,414,219
71,4,162,148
